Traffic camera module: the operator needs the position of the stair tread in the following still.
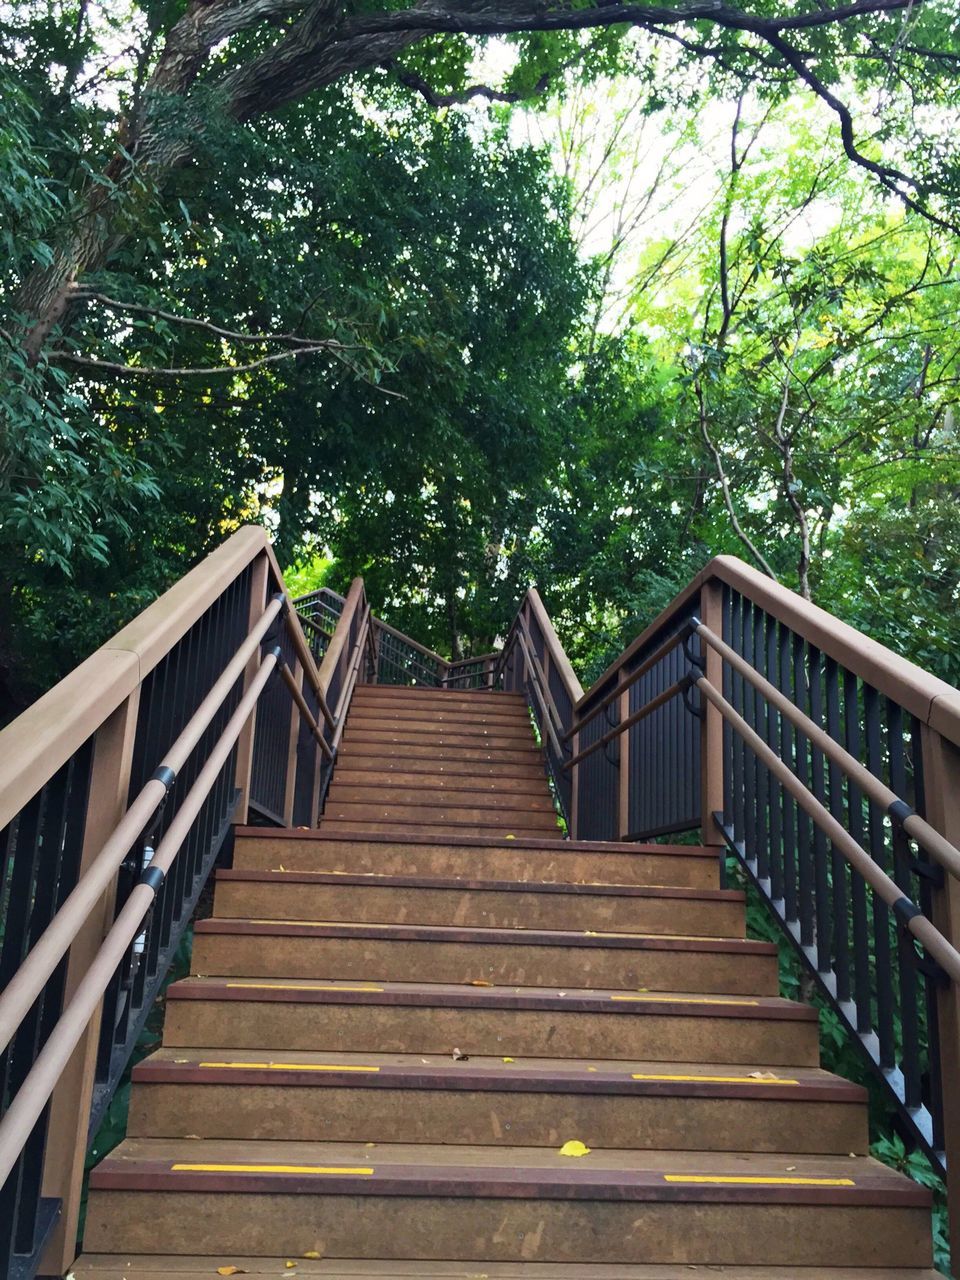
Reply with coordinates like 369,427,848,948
234,829,716,856
133,1047,861,1100
216,868,742,900
196,916,772,952
167,975,814,1020
71,1258,946,1279
87,1137,928,1205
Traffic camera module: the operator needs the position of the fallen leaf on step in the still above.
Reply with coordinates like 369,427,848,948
286,1263,297,1269
469,979,493,987
503,1057,515,1063
748,1070,778,1080
558,1140,591,1158
217,1267,246,1276
184,1133,202,1139
452,1048,469,1060
505,834,516,840
786,1165,797,1171
302,1253,322,1260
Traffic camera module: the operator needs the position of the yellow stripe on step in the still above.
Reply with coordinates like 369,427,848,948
171,1163,374,1176
224,983,384,992
632,1073,799,1085
609,995,759,1006
198,1061,380,1073
663,1175,855,1187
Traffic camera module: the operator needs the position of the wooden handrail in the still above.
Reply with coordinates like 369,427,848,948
0,595,286,1057
526,587,584,705
0,645,281,1189
578,556,960,750
318,576,365,693
0,525,272,832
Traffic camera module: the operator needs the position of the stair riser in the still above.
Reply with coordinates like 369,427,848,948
83,1194,931,1267
348,714,534,733
322,802,561,829
317,821,563,839
163,1002,820,1066
332,769,551,792
231,840,720,889
337,745,541,764
326,787,556,812
352,693,525,710
191,934,778,994
212,883,745,937
346,727,535,747
127,1084,867,1154
332,761,550,781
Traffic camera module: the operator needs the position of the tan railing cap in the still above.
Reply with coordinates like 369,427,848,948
0,526,271,832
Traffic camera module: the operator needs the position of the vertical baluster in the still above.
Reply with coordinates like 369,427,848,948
888,701,921,1109
742,601,758,863
721,587,734,834
865,683,895,1068
731,594,745,846
808,647,831,974
779,622,798,925
825,658,850,1003
752,607,769,883
794,634,814,949
765,619,783,903
844,671,872,1032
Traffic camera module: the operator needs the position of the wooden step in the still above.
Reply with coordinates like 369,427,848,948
331,768,550,793
162,977,819,1065
191,918,779,993
337,743,542,765
212,869,746,936
347,716,534,738
71,1259,946,1280
344,730,541,752
351,688,525,708
231,831,722,889
84,1138,931,1266
320,801,561,831
318,819,565,839
325,783,555,810
128,1048,866,1154
331,758,550,780
347,709,534,730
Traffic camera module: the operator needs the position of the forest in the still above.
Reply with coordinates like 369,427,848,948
1,0,959,720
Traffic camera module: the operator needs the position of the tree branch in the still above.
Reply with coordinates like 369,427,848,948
72,289,324,347
693,374,779,580
383,61,552,105
760,29,959,235
49,342,354,379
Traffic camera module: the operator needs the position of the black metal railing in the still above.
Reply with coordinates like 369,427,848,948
0,743,94,1280
713,584,946,1170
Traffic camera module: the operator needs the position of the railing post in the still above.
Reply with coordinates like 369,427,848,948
282,660,304,826
618,688,630,840
233,552,270,824
38,690,141,1277
920,724,960,1257
570,728,580,841
699,579,725,849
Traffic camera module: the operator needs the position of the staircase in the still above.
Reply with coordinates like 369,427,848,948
76,684,938,1277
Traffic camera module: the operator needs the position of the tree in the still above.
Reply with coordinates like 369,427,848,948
0,79,588,705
